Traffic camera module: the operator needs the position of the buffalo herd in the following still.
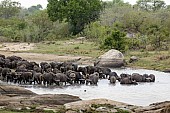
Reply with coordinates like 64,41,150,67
0,54,155,86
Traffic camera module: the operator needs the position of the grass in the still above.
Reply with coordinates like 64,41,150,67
0,105,66,113
29,40,105,58
125,50,170,71
28,40,170,71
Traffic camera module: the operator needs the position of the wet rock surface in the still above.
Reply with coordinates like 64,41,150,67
163,69,170,73
0,85,36,96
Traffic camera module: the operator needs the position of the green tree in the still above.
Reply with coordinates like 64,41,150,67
47,0,103,35
28,4,43,13
0,0,21,19
121,11,147,33
136,0,166,11
147,24,169,50
26,10,53,42
19,5,43,18
0,17,27,41
101,30,126,52
83,21,109,44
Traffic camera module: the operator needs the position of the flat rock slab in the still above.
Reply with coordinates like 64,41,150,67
21,94,81,105
65,99,138,112
135,101,170,113
0,84,36,96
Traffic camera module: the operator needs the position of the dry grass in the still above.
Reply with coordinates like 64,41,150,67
125,51,170,71
30,40,105,58
28,40,170,71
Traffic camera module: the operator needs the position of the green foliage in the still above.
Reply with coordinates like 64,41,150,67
101,30,126,52
25,10,53,42
28,4,42,13
136,0,166,11
83,21,109,44
0,0,21,19
47,0,103,35
45,22,70,40
146,23,170,50
0,17,27,41
99,0,170,51
103,0,131,8
0,0,169,53
121,10,147,33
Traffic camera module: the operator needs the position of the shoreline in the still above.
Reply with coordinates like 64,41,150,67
1,42,169,72
0,83,170,113
0,50,169,73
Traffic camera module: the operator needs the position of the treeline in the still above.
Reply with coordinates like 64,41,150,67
0,0,70,42
84,0,170,51
0,0,170,51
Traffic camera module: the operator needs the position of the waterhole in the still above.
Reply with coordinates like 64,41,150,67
24,68,170,106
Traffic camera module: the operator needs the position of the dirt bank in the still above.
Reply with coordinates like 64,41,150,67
0,43,35,51
0,42,93,65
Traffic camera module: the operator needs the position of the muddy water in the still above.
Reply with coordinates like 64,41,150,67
25,68,170,106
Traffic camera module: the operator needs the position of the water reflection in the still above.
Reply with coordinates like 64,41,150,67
25,68,170,106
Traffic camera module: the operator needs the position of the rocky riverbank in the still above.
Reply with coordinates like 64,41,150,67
0,83,81,113
0,83,170,113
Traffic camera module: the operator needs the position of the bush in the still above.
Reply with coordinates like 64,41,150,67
83,22,109,44
100,30,126,52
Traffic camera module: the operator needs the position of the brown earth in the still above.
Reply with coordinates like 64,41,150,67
0,42,93,65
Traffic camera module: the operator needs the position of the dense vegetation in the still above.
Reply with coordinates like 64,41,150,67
47,0,103,35
0,0,170,52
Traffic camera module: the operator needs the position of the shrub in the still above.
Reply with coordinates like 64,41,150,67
101,29,126,52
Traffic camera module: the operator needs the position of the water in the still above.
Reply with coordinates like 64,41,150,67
25,68,170,106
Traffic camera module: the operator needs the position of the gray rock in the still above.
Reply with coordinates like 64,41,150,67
95,107,108,112
163,69,170,73
21,94,81,105
0,85,36,96
129,56,138,63
110,109,118,113
94,49,125,68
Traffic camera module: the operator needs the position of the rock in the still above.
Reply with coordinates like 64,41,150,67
129,56,138,63
134,101,170,113
24,94,81,105
163,69,170,73
94,49,125,68
0,93,80,112
95,107,108,112
64,99,135,112
0,85,36,96
76,37,86,44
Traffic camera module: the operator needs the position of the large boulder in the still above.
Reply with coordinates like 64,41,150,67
94,49,125,68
